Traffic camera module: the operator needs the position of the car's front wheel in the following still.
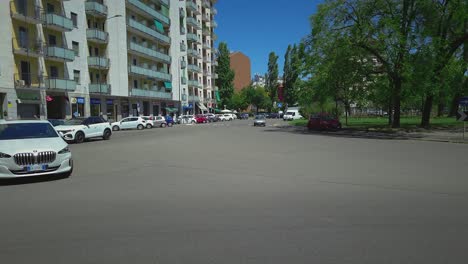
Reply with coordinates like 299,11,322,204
102,129,112,140
75,131,85,144
161,123,167,128
137,124,144,130
112,125,120,131
146,124,153,129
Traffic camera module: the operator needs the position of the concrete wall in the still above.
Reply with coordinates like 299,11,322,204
0,0,17,118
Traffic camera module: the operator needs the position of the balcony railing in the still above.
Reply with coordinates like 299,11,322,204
85,1,108,17
181,61,187,68
186,1,199,14
187,33,199,43
10,2,43,24
87,29,109,43
45,13,73,31
89,83,110,93
188,95,200,102
187,48,200,57
203,56,211,63
202,28,210,36
203,0,211,8
203,42,211,49
129,42,171,63
127,0,170,25
186,17,201,29
13,73,41,89
181,76,187,85
44,46,75,61
204,70,212,76
202,13,210,22
212,7,217,15
130,88,172,99
12,38,43,57
159,0,169,7
180,26,186,35
188,64,201,73
88,56,110,68
128,65,171,81
188,79,201,88
127,18,170,44
45,78,77,91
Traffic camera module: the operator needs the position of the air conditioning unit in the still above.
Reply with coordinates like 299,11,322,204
16,80,25,87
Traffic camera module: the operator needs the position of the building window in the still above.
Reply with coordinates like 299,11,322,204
50,66,58,78
133,80,138,89
71,12,78,27
72,41,79,56
74,70,80,84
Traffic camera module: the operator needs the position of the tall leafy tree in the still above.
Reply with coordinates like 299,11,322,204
242,86,270,114
265,52,279,111
283,44,301,107
215,42,235,108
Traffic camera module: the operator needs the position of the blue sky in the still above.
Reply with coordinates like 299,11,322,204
214,0,321,77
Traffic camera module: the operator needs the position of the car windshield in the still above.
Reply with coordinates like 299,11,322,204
0,123,59,140
63,119,84,125
286,112,294,115
255,115,265,119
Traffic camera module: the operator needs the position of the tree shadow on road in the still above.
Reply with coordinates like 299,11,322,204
0,174,70,186
262,125,424,140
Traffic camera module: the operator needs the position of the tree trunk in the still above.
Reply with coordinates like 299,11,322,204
391,78,402,128
421,95,433,128
388,103,393,125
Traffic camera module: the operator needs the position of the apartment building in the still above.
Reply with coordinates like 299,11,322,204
0,0,218,121
229,51,251,92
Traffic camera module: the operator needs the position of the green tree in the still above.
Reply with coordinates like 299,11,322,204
283,44,301,107
227,91,249,112
215,42,235,107
265,52,279,111
242,86,270,114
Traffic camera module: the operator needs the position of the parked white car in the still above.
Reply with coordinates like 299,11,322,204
216,114,227,121
223,114,233,121
0,120,73,179
111,117,147,131
283,110,303,121
55,116,112,144
177,115,197,124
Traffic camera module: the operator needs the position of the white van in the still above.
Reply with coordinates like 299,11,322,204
283,108,302,121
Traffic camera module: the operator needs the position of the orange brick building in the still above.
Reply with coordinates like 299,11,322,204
229,52,252,92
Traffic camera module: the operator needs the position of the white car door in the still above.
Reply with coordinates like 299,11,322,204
120,118,130,129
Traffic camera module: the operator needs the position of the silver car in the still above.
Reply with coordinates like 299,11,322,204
253,115,266,127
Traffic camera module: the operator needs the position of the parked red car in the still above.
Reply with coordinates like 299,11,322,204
307,114,342,130
194,114,208,124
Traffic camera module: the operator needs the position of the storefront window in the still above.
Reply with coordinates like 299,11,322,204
107,99,114,121
72,104,84,118
90,98,101,116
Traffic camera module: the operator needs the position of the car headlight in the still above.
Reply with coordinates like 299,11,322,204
60,129,75,134
0,152,11,158
58,146,71,154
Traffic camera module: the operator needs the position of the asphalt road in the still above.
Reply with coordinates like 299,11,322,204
1,120,467,263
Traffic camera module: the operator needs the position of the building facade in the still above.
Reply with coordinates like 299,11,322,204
229,51,251,92
0,0,218,121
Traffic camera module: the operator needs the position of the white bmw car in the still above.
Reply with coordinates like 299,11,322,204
0,120,73,179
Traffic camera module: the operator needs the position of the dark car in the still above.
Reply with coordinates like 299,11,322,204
240,113,249,119
269,113,279,119
307,114,342,130
205,113,217,122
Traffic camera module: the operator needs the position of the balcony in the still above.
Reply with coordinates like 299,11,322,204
85,1,108,17
128,42,171,63
14,73,41,89
214,73,219,79
89,83,110,94
203,42,211,49
212,7,217,15
187,33,200,43
158,0,169,7
212,59,218,66
88,56,110,69
181,61,187,69
10,2,43,24
188,64,201,73
180,42,187,52
86,29,109,43
128,65,171,81
45,13,73,32
188,79,201,88
187,48,200,58
203,70,212,76
203,0,211,8
181,76,187,85
180,26,186,35
186,17,201,29
188,95,200,102
179,8,185,18
44,46,75,62
212,32,218,40
211,20,217,28
186,1,200,14
203,56,211,63
127,18,171,45
202,13,210,22
127,0,170,25
12,38,43,58
130,88,172,99
202,28,210,36
45,78,77,91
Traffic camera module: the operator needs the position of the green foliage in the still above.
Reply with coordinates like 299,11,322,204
215,42,235,107
242,86,270,113
265,52,279,110
283,44,301,107
227,91,249,111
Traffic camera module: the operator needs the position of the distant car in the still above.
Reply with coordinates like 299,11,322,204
205,113,217,122
195,114,208,123
283,110,303,121
0,120,73,179
307,114,342,130
177,115,196,124
55,116,112,144
164,115,175,127
111,117,147,131
253,115,266,127
48,119,65,127
216,114,226,121
240,113,249,119
223,114,233,121
269,113,280,119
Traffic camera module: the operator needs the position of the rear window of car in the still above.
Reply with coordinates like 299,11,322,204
0,123,59,140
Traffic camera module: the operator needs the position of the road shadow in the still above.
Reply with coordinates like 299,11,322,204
0,174,70,186
262,125,424,140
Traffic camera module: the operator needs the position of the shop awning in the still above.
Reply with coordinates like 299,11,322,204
164,82,172,89
215,91,221,102
197,103,208,111
165,107,178,113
